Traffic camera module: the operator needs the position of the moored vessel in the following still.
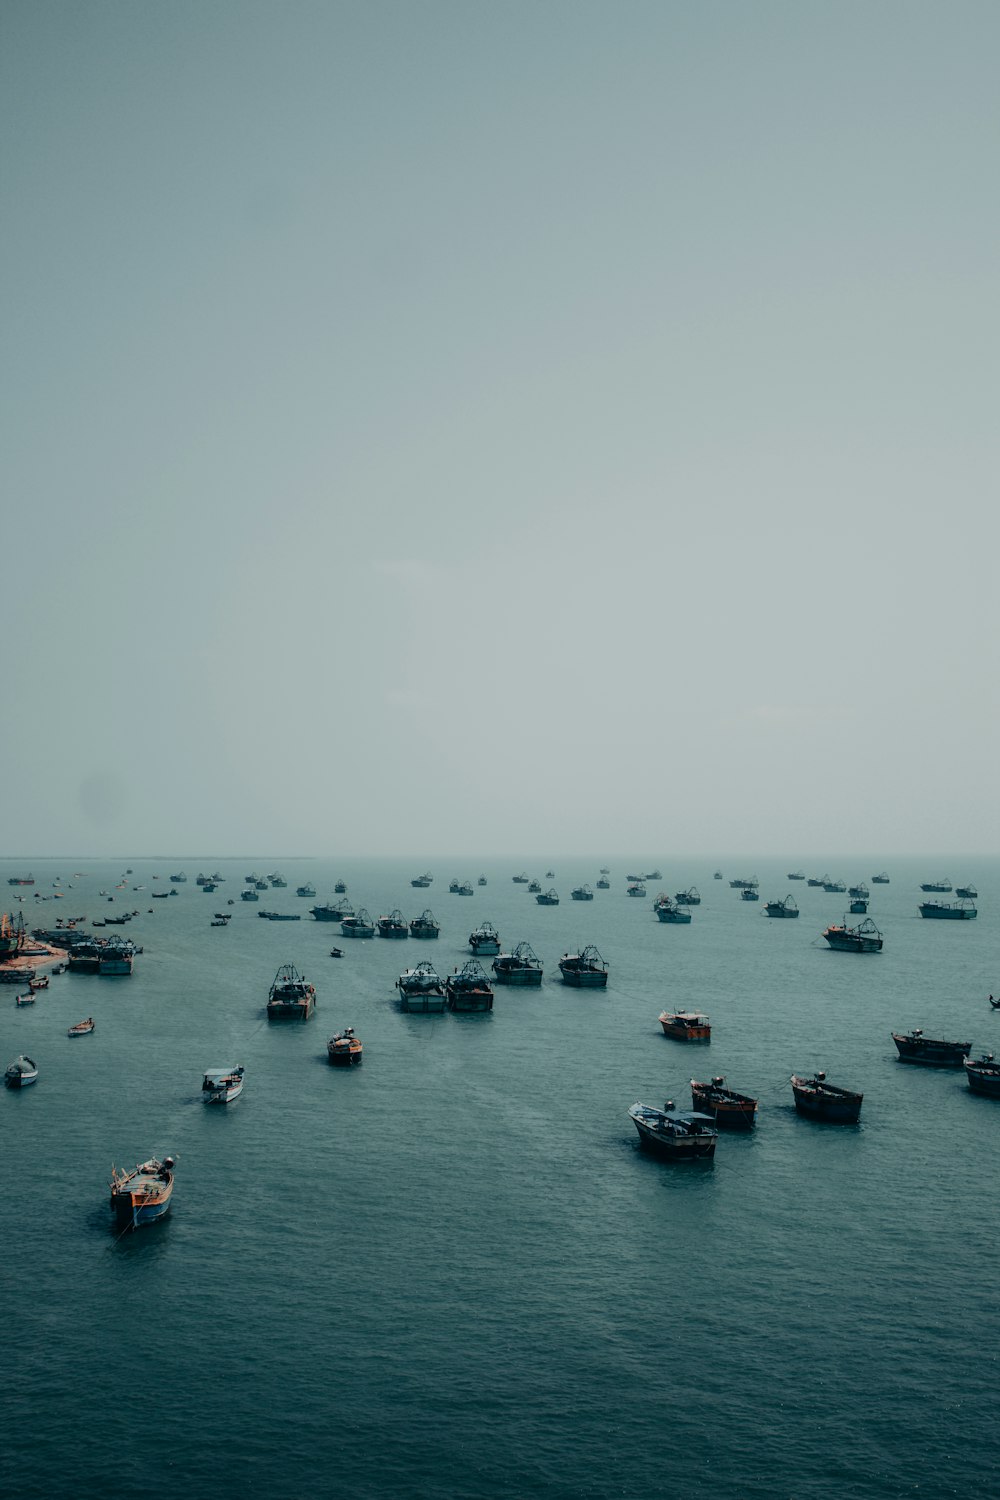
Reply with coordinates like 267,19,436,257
628,1102,718,1160
327,1027,362,1065
296,883,317,898
376,908,408,939
626,882,646,898
822,917,883,953
892,1030,971,1067
690,1076,758,1129
558,946,608,988
535,888,559,906
656,899,692,923
469,921,501,956
68,1018,96,1036
659,1010,711,1041
397,962,447,1012
790,1072,863,1123
570,884,594,901
920,878,952,892
871,872,890,884
5,1054,38,1087
764,895,799,918
491,940,543,986
918,899,977,920
964,1053,1000,1098
955,884,978,899
341,908,375,939
266,964,316,1019
445,959,494,1012
409,908,440,939
109,1156,175,1231
202,1065,245,1103
411,873,433,888
675,887,701,905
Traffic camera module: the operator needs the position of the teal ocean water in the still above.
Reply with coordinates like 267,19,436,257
2,855,997,1500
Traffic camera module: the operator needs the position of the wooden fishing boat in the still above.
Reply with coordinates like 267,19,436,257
675,887,701,905
445,959,494,1012
822,917,883,953
5,1054,38,1086
765,895,799,918
558,946,608,988
468,921,501,956
656,899,692,923
690,1076,758,1129
659,1011,711,1041
628,1102,718,1160
266,964,316,1019
68,1018,96,1036
109,1156,175,1230
15,992,35,1007
397,962,447,1012
376,909,408,939
408,909,440,939
341,908,375,938
535,888,560,906
570,885,594,901
202,1065,244,1102
492,941,543,986
918,899,977,920
964,1053,1000,1098
327,1027,363,1065
790,1072,863,1123
891,1030,971,1067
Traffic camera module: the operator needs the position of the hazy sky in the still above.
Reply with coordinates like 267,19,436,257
3,1,997,858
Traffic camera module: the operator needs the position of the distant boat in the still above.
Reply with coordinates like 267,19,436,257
397,962,447,1012
15,992,35,1006
690,1076,758,1129
920,878,952,893
848,883,869,900
5,1054,38,1086
411,873,432,888
445,959,494,1012
202,1065,245,1103
790,1072,862,1123
628,1102,718,1160
955,884,978,899
296,884,317,899
334,880,348,894
871,872,890,884
327,1027,362,1066
675,887,701,905
310,902,344,921
596,877,610,890
656,899,692,924
822,879,846,894
892,1030,971,1067
408,909,440,939
729,877,758,890
169,873,187,884
535,888,560,906
67,1018,96,1036
267,964,316,1020
764,895,799,918
964,1053,1000,1098
919,900,977,920
713,871,723,880
468,921,501,956
625,883,646,899
109,1156,175,1231
512,873,529,884
787,871,805,880
545,871,555,879
659,1011,711,1042
558,946,608,988
740,888,759,902
822,917,883,953
477,875,487,886
240,888,259,902
527,880,541,893
491,941,543,987
376,909,408,939
570,885,594,901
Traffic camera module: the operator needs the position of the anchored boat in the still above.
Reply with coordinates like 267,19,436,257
918,899,977,920
964,1053,1000,1098
892,1030,971,1067
5,1054,38,1088
341,908,375,939
764,895,799,918
267,964,316,1020
109,1156,175,1231
822,917,883,953
492,940,543,986
628,1102,718,1160
659,1011,711,1042
558,946,608,988
397,962,447,1012
469,921,501,956
327,1027,363,1065
202,1065,245,1103
790,1072,863,1123
690,1077,758,1129
376,909,408,939
67,1018,95,1036
445,959,494,1012
408,909,440,939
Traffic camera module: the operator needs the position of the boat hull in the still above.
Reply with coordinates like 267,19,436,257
791,1079,862,1124
491,967,543,986
446,990,493,1012
965,1061,1000,1097
558,969,608,987
690,1084,757,1129
918,905,977,919
892,1035,971,1067
629,1112,717,1160
399,991,447,1013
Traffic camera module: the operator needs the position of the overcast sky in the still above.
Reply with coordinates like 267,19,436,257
3,1,997,858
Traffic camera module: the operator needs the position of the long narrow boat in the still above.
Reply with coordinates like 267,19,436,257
891,1030,971,1067
918,900,977,920
964,1053,1000,1097
790,1072,863,1123
690,1076,758,1128
628,1102,718,1160
68,1018,96,1036
109,1156,175,1231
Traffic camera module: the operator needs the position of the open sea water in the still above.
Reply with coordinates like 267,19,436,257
2,855,998,1500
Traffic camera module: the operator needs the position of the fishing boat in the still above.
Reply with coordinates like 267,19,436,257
872,872,890,884
729,877,758,890
644,870,662,881
5,1054,38,1087
109,1156,175,1231
571,884,594,901
68,1018,95,1036
626,883,646,898
329,948,344,958
918,899,977,920
477,875,487,886
822,917,883,953
790,1072,863,1123
468,921,501,956
240,888,259,902
920,878,953,893
409,909,440,939
891,1030,971,1067
411,873,432,888
376,909,409,939
296,884,317,898
99,938,136,975
341,908,375,938
628,1102,718,1160
527,880,542,893
596,877,610,890
334,880,348,894
764,895,799,918
823,879,847,894
787,871,805,880
848,883,869,901
0,910,26,959
558,946,609,988
849,898,868,914
268,873,287,887
675,887,701,905
169,873,187,883
397,962,447,1012
807,875,828,888
266,964,316,1020
15,992,35,1006
964,1053,1000,1098
7,875,34,885
545,871,555,879
690,1076,758,1129
211,918,229,927
512,873,529,883
713,871,723,880
656,899,692,923
491,940,543,986
263,912,300,921
456,882,475,897
202,1065,245,1103
955,885,978,900
740,888,759,902
67,941,102,974
327,1027,362,1065
659,1011,711,1041
445,959,494,1012
535,888,560,906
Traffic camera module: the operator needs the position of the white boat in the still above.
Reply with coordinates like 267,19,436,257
5,1054,38,1088
202,1065,245,1104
